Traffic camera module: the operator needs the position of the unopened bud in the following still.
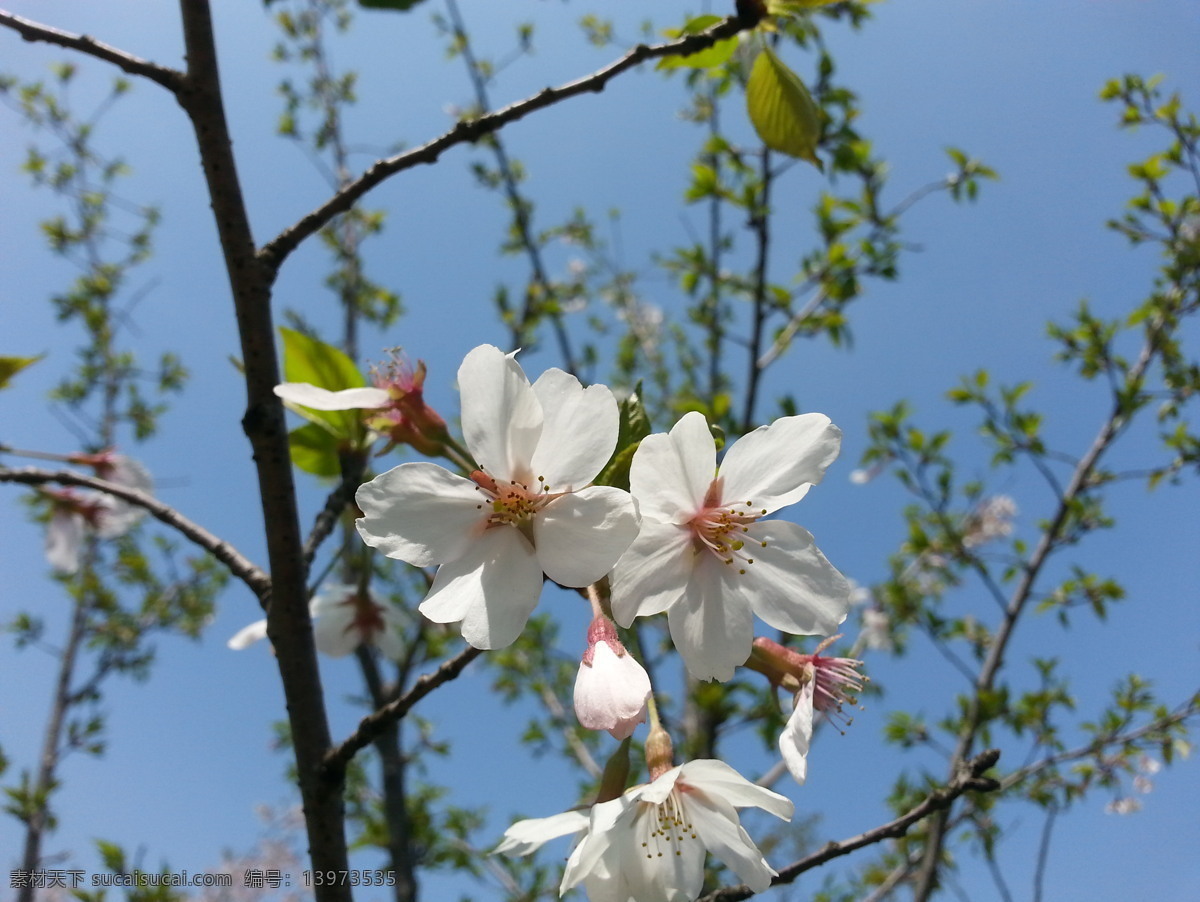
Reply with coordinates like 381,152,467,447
645,723,675,780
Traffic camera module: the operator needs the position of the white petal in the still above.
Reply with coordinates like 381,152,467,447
309,583,356,616
678,760,794,820
684,789,777,893
94,493,143,538
562,797,630,893
495,810,589,857
45,510,83,574
740,520,851,637
355,462,486,567
625,797,705,902
609,518,694,627
628,412,715,523
106,455,153,494
458,345,542,481
534,486,639,587
574,642,650,739
419,527,543,649
780,683,815,785
717,414,841,513
312,601,359,657
274,382,389,410
635,765,684,805
530,368,619,488
667,556,755,682
227,618,269,650
373,609,407,662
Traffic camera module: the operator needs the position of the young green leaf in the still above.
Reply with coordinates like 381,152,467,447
0,353,44,389
746,45,823,168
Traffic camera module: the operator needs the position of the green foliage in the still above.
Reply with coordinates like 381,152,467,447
746,44,823,167
0,354,44,389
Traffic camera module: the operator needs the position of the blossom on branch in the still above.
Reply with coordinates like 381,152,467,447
748,635,864,784
227,583,404,660
574,616,651,739
497,758,793,902
41,452,153,574
274,351,448,456
355,345,639,650
611,410,850,681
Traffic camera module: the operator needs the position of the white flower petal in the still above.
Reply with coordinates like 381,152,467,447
562,797,630,893
45,510,84,574
574,642,650,739
274,382,390,410
227,617,269,650
419,527,543,649
609,518,693,627
717,414,841,513
678,759,794,820
312,601,359,657
535,486,638,587
495,809,589,856
628,411,715,523
625,800,705,902
355,462,485,567
458,345,542,481
374,609,407,662
530,368,619,488
684,790,777,893
667,556,755,681
780,682,815,785
740,520,850,637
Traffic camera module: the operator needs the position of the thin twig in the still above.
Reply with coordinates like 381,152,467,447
0,465,270,600
258,14,758,274
324,645,484,775
0,10,185,93
696,748,1002,902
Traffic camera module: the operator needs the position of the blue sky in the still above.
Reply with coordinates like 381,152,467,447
2,0,1198,899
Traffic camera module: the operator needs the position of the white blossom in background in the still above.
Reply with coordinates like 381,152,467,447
497,759,792,902
611,410,851,681
961,494,1018,548
356,345,639,650
227,584,404,660
42,453,154,574
573,616,651,739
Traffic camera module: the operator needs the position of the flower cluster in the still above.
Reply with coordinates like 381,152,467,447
249,342,865,902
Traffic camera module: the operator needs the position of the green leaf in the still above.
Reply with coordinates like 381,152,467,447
357,0,428,10
278,327,365,436
595,385,651,491
0,354,44,389
746,46,822,168
288,422,342,477
657,16,739,71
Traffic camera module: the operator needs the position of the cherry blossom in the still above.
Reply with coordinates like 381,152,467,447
611,410,850,681
355,345,638,650
42,453,153,574
275,352,448,456
749,636,864,784
574,616,651,739
227,583,404,660
498,758,793,902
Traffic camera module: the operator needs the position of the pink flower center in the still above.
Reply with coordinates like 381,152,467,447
470,470,559,531
688,479,767,574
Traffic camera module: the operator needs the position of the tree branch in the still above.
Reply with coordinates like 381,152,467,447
324,645,483,776
258,14,757,274
0,10,184,93
0,465,270,600
697,749,1002,902
174,1,350,892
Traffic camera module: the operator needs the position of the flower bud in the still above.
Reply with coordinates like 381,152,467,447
573,616,651,740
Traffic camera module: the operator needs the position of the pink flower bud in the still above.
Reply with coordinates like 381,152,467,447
573,616,651,740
